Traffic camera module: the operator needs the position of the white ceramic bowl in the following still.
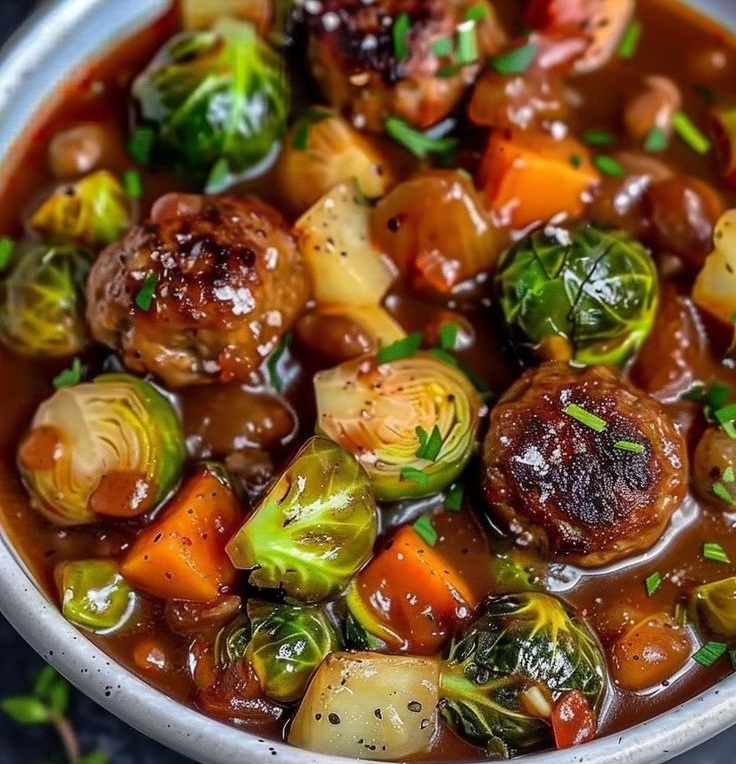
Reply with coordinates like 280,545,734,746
1,1,736,762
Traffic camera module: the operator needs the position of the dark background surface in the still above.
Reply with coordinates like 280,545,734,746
0,0,735,762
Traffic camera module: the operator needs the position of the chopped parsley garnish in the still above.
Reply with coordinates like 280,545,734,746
672,110,711,154
644,125,668,152
563,403,607,432
52,357,82,389
457,20,479,64
393,12,411,63
645,571,662,597
291,109,332,150
401,466,429,489
127,125,155,165
703,542,731,564
464,4,487,21
415,425,443,461
432,36,454,57
444,483,464,512
715,403,736,439
614,440,646,454
134,272,158,311
0,236,14,270
487,43,538,75
385,117,458,160
724,465,736,484
712,481,735,506
674,602,688,627
682,381,732,417
376,331,423,364
122,169,143,200
413,514,438,546
438,322,459,351
267,332,293,391
617,19,642,60
583,129,616,148
593,155,625,176
692,641,728,668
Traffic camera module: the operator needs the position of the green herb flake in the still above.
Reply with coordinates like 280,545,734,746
432,36,454,58
401,466,429,489
415,424,443,461
583,129,616,148
134,272,158,311
563,403,607,432
672,110,711,154
464,4,487,21
0,236,14,270
712,481,735,506
488,43,538,75
617,18,642,60
205,157,231,193
457,20,479,65
52,357,83,389
393,12,411,63
377,331,423,364
412,514,438,546
593,155,625,176
444,483,464,512
385,117,458,160
692,641,728,668
127,126,155,165
614,440,645,454
703,541,731,564
674,602,688,627
122,169,143,200
644,125,668,152
645,571,662,597
266,332,293,391
723,465,735,484
438,322,459,351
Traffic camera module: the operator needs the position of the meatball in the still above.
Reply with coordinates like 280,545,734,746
86,194,309,387
304,0,507,131
481,363,687,567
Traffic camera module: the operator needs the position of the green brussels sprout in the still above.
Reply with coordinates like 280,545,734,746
226,436,378,602
314,352,483,501
57,559,137,633
494,223,658,367
688,576,736,638
248,600,340,703
439,592,606,757
17,373,185,525
30,171,132,247
132,18,290,181
0,242,91,358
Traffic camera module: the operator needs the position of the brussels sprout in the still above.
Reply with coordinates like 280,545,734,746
0,242,91,357
689,577,736,638
494,223,658,367
439,592,606,757
248,600,340,703
57,559,137,633
132,18,290,181
17,373,185,525
315,352,483,501
226,437,378,602
30,170,131,247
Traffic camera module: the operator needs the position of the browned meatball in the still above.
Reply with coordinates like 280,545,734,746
481,363,687,567
86,194,309,388
304,0,506,131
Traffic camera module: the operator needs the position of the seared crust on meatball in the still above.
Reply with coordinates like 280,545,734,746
86,194,309,388
304,0,507,131
482,363,687,567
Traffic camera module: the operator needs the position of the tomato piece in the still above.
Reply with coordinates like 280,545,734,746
551,689,597,749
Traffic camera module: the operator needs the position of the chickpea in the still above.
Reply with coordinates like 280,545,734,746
48,122,119,179
623,76,681,143
693,426,736,508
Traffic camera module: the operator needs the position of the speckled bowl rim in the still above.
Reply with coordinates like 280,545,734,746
1,0,736,762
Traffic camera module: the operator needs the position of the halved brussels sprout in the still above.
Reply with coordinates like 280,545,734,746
226,437,378,602
315,352,483,501
57,559,137,633
132,18,290,181
0,242,91,357
17,373,185,525
494,223,658,367
689,577,736,638
440,592,606,757
289,651,441,760
30,170,131,248
248,600,340,703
